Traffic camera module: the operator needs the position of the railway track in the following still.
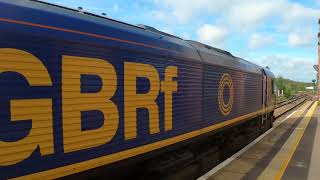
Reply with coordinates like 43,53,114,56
275,94,306,108
275,96,296,106
274,94,309,118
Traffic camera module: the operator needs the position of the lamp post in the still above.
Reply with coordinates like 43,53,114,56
313,79,316,95
318,18,320,100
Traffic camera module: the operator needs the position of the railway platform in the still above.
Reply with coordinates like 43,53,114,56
198,101,320,180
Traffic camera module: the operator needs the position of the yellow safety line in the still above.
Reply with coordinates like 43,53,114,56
274,102,318,180
257,101,317,180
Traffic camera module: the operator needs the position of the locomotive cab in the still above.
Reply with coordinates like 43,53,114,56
262,67,276,127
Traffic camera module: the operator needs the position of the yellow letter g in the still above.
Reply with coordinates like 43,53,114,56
0,48,53,166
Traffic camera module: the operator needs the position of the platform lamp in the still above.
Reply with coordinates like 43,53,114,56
318,18,320,101
313,79,316,95
314,64,319,90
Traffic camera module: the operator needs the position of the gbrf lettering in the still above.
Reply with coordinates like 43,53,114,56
0,48,178,166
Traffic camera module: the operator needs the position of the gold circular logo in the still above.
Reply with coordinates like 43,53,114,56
218,73,234,115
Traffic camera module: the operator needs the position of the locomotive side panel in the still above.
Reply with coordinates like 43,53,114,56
0,2,204,179
0,1,273,179
0,32,203,179
203,65,263,125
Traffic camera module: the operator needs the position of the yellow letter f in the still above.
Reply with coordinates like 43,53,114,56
161,66,178,131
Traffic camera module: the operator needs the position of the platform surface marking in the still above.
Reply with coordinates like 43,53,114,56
258,101,317,180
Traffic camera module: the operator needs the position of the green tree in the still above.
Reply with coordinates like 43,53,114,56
275,76,311,98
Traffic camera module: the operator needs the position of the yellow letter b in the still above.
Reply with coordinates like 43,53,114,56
62,56,119,153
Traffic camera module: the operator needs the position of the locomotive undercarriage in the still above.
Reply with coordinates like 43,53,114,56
62,112,274,180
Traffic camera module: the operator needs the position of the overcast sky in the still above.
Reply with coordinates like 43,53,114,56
43,0,320,82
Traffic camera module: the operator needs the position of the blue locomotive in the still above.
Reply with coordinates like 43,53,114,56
0,0,276,179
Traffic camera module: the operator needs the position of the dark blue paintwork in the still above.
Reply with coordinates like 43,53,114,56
0,0,275,179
